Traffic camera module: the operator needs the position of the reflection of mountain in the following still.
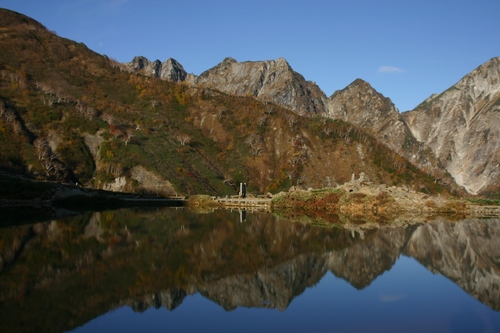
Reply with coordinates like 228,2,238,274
404,218,500,311
125,227,409,313
327,227,410,289
1,209,500,332
114,216,500,314
197,253,328,311
127,288,187,312
121,254,330,313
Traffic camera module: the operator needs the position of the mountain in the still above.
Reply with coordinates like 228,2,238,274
125,56,464,193
125,56,329,117
194,57,329,116
403,57,500,195
0,8,451,197
327,79,446,181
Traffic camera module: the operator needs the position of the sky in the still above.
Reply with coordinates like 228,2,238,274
1,0,499,111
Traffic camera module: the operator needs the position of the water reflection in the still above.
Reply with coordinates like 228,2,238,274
0,208,499,332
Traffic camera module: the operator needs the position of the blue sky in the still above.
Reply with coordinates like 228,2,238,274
1,0,499,111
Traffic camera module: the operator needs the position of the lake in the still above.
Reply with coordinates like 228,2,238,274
1,207,500,333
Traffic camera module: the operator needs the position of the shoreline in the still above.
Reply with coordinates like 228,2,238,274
2,173,499,226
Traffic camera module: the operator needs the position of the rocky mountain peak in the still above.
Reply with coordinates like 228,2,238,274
328,78,408,149
161,58,187,82
125,56,187,82
403,56,500,194
195,57,328,116
327,78,449,182
275,57,291,68
129,56,147,69
222,56,237,65
328,78,397,119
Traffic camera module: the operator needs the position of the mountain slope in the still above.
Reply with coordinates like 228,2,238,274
327,79,409,150
327,79,448,182
0,8,457,196
403,57,500,195
124,56,329,117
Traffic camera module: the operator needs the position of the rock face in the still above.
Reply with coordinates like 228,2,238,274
125,56,188,82
403,57,500,194
195,57,329,116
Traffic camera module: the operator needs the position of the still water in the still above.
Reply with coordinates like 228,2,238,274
1,208,500,333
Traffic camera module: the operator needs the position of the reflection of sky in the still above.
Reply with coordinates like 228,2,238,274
71,256,500,333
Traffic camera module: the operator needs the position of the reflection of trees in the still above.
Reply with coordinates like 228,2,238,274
1,210,500,333
0,209,355,332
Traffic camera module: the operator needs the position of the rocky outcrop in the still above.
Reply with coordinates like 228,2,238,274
98,166,177,196
129,165,177,196
328,79,403,133
403,57,500,194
